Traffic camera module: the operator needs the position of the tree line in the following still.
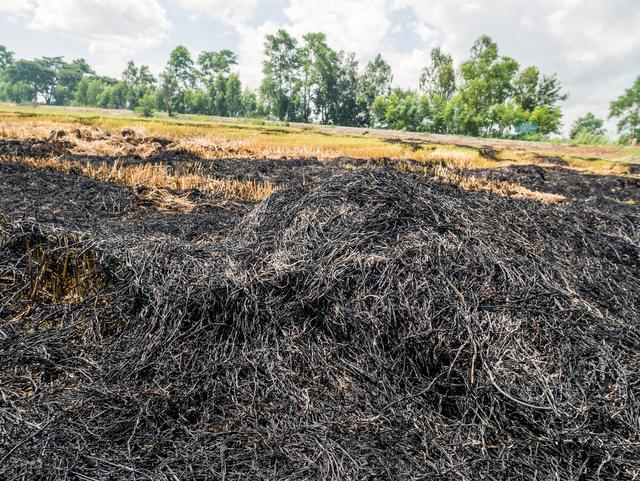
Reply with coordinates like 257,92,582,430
0,34,638,142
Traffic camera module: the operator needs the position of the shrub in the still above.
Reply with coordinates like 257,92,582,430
136,92,157,117
572,129,609,145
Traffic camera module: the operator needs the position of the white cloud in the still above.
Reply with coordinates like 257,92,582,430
235,20,281,88
0,0,33,14
28,0,171,49
174,0,258,23
383,47,428,89
173,0,268,87
282,0,392,58
230,0,394,88
10,0,171,75
0,0,33,22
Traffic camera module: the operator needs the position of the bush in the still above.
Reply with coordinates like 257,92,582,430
136,92,157,117
617,133,639,146
572,129,609,145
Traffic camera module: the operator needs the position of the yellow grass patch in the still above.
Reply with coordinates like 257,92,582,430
6,156,279,202
430,164,566,204
1,107,636,186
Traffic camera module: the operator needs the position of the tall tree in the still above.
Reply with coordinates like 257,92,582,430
54,58,94,105
225,73,242,117
260,29,300,121
122,61,139,87
3,59,54,103
198,50,237,81
536,73,568,107
159,69,179,116
358,54,393,126
457,35,520,135
213,73,227,115
609,76,640,140
241,88,258,117
137,65,156,91
37,57,66,103
419,47,456,99
167,45,195,89
332,51,361,126
513,66,567,111
301,32,340,124
3,56,93,105
371,88,425,131
296,36,315,122
121,61,155,108
460,36,519,107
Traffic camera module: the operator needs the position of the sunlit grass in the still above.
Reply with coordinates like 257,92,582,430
3,155,279,202
0,109,484,167
0,104,636,176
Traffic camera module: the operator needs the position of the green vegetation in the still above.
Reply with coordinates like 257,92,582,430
0,37,637,144
609,75,640,143
569,113,608,144
371,36,566,137
570,112,605,138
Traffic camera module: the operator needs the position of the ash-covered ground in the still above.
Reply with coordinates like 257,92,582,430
1,132,639,480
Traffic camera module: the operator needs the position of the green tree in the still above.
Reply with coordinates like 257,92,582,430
570,112,605,139
609,76,640,140
371,89,425,131
332,51,361,126
241,88,258,117
53,58,94,105
419,47,456,99
423,93,449,134
296,35,315,121
213,73,227,115
456,35,520,135
167,45,195,89
260,29,300,120
121,61,139,88
198,49,237,86
358,54,393,126
225,73,242,117
513,66,567,111
136,91,157,117
301,32,340,124
487,102,527,137
3,59,54,103
121,61,156,108
97,81,128,109
185,89,211,114
0,45,15,71
3,56,93,105
88,79,111,104
2,81,35,103
159,70,179,116
527,105,562,136
513,66,539,111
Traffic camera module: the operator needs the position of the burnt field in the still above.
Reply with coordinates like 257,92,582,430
1,124,640,480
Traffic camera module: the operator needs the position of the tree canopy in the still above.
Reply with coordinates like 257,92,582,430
609,76,640,140
6,34,630,142
570,112,605,139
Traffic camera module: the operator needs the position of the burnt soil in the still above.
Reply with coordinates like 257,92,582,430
1,134,639,204
1,134,639,481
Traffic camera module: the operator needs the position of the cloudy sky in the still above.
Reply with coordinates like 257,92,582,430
1,0,638,134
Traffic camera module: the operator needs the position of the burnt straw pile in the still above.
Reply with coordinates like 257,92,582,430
1,170,639,480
